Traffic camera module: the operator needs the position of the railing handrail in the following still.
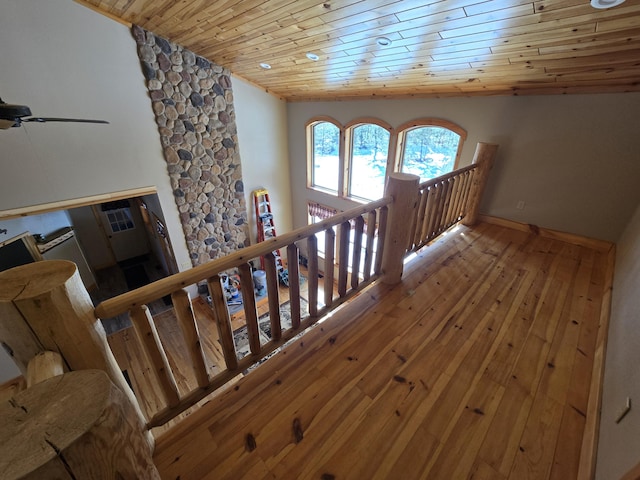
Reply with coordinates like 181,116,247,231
418,163,477,190
95,196,392,319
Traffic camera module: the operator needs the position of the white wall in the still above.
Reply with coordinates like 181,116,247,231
0,0,291,382
67,206,114,270
596,202,640,479
0,210,71,241
0,0,191,273
287,94,640,243
233,78,292,243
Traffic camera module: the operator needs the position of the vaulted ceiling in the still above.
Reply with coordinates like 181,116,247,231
78,0,640,101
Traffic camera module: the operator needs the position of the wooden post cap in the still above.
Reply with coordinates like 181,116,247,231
0,259,152,449
0,260,77,301
0,370,159,479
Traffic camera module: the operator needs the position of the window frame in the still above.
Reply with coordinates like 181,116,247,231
306,116,344,195
393,118,467,181
343,117,393,202
105,207,136,234
306,116,467,200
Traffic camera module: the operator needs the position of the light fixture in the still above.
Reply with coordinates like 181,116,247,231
590,0,625,8
259,62,272,70
376,37,392,47
306,52,320,61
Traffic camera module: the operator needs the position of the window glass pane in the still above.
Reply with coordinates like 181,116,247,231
349,124,389,201
401,127,461,181
106,207,135,234
312,122,340,192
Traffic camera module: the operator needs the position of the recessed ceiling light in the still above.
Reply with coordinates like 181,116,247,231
590,0,625,8
259,62,272,69
376,37,392,47
306,52,320,61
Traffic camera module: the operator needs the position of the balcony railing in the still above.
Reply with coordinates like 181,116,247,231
0,142,497,440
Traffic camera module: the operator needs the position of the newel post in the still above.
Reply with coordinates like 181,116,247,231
0,260,152,449
462,142,499,226
381,172,420,284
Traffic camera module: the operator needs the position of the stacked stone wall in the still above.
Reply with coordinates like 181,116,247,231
132,25,249,266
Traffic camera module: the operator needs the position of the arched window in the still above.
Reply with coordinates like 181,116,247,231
306,116,466,202
395,119,466,182
306,117,342,194
345,119,391,201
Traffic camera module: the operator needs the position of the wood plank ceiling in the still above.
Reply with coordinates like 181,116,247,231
79,0,640,101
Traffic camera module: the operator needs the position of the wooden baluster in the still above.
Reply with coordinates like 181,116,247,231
374,205,388,275
421,185,438,245
264,252,282,341
462,142,499,226
171,289,209,388
450,171,466,223
324,227,335,309
438,179,452,233
461,171,473,220
206,275,238,370
459,169,475,220
350,216,365,290
412,188,428,249
407,189,422,251
307,235,319,317
337,221,351,297
238,263,261,355
130,304,180,408
445,175,460,228
426,182,443,240
363,210,377,281
416,186,428,246
448,175,461,226
381,173,419,284
287,243,301,329
441,176,454,228
436,179,451,235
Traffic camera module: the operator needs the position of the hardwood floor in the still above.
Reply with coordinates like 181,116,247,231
149,221,612,479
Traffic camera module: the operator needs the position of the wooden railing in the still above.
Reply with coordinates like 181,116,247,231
408,164,477,252
408,142,498,252
0,142,497,439
95,196,396,428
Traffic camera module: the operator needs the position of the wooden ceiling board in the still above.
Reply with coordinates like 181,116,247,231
76,0,640,100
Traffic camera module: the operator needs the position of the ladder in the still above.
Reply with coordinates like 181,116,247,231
253,188,286,283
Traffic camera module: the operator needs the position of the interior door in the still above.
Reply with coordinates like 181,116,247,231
98,201,150,262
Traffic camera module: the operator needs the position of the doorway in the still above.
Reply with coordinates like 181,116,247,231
95,199,150,263
0,187,181,334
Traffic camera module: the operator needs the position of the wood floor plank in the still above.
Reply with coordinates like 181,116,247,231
507,243,590,479
151,222,610,480
270,386,371,479
508,394,564,480
471,461,507,480
478,378,535,476
425,374,506,479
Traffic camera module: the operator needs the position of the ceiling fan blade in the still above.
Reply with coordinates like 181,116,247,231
23,117,109,124
0,119,16,129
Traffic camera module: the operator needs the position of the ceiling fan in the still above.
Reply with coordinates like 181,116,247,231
0,98,109,129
